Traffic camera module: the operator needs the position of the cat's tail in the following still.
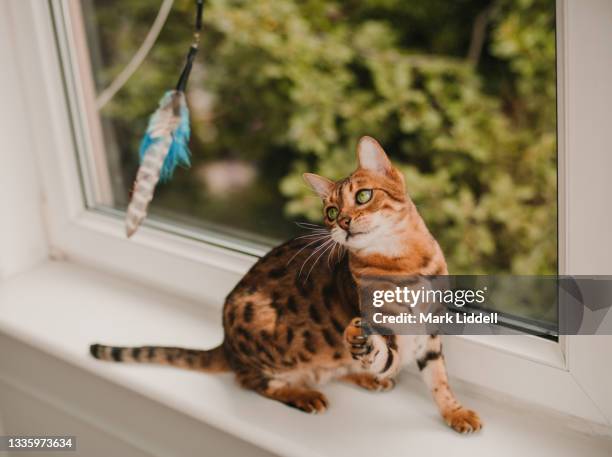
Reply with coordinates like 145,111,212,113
89,343,231,373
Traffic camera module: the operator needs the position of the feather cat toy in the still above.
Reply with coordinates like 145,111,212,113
125,0,204,237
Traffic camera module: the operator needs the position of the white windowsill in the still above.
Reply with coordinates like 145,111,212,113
0,260,610,457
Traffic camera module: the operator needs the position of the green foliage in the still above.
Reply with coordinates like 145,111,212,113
90,0,556,275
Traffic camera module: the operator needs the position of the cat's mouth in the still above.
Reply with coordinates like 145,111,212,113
345,229,370,241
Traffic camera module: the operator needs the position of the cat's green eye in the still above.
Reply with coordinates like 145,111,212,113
326,207,339,220
356,189,373,204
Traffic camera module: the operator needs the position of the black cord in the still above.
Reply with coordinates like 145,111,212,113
195,0,204,31
176,0,205,91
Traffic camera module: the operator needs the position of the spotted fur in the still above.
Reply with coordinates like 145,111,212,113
90,136,481,432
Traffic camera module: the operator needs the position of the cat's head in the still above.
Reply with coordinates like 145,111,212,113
303,136,410,256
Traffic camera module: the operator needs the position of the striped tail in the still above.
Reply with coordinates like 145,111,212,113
89,343,230,373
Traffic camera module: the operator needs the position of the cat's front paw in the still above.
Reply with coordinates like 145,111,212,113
344,318,373,360
443,407,483,434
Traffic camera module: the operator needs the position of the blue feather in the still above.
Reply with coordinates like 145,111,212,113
138,91,191,182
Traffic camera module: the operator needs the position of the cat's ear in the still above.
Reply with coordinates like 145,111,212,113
303,173,334,199
357,136,393,175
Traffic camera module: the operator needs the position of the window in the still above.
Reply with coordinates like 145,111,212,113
12,0,611,426
63,1,556,327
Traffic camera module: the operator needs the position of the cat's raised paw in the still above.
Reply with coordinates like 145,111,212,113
444,407,482,434
369,377,396,392
344,318,372,358
343,373,396,392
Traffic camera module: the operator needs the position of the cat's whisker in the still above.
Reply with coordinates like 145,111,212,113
298,238,334,279
295,230,329,237
286,235,330,266
307,241,336,281
298,238,333,276
295,221,323,227
327,242,338,270
305,240,336,282
294,225,328,236
293,232,329,241
333,242,343,267
295,222,326,230
287,236,329,266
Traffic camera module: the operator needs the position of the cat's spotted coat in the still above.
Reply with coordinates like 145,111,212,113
90,137,482,433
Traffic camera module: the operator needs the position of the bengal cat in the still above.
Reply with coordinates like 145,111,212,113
90,136,482,433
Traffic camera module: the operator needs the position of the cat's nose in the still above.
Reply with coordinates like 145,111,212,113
338,216,351,231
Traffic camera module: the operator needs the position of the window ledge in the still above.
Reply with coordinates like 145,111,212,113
1,261,611,457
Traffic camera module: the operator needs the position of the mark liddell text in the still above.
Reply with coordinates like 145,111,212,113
372,312,498,325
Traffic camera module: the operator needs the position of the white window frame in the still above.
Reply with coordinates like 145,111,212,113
9,0,612,426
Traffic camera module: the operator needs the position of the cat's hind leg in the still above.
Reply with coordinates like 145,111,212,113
236,370,328,414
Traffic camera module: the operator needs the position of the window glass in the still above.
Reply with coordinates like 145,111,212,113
77,0,557,324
